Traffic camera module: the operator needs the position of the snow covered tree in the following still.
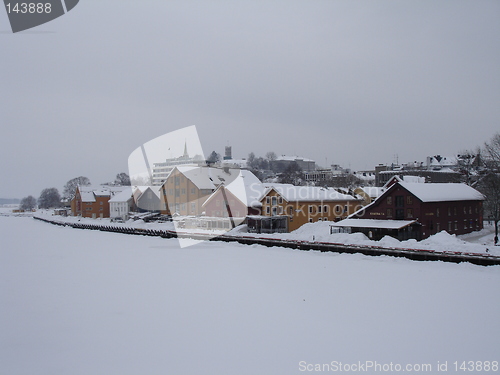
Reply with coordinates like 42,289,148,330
114,172,131,186
457,148,483,186
278,162,304,185
265,151,277,161
479,133,500,244
63,176,91,200
20,195,37,211
484,133,500,165
480,173,500,245
206,151,221,165
38,188,61,209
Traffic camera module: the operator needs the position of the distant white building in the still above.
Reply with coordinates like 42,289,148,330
151,142,205,186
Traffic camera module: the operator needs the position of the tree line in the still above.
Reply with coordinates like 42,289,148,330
19,173,131,211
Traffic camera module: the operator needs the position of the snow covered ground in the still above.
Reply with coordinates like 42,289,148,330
30,210,500,256
229,221,500,256
1,216,499,375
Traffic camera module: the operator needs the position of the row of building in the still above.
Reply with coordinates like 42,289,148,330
70,163,485,240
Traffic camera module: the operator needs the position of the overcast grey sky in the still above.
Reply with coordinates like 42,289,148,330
1,0,499,199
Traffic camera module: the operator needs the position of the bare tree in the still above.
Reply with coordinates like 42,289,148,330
20,195,37,211
63,176,91,200
457,148,482,186
206,151,221,165
479,133,500,244
265,151,277,161
484,133,500,166
38,188,61,209
480,173,500,245
114,172,131,186
278,162,304,185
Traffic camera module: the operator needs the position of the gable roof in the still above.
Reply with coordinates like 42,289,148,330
77,185,129,203
398,182,484,202
173,166,241,190
203,170,265,208
109,187,134,203
263,185,358,202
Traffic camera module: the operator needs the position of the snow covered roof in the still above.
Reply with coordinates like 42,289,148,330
331,218,419,230
109,187,134,203
264,185,358,202
79,190,96,203
224,170,266,207
137,186,161,200
202,170,265,208
175,166,240,190
399,182,485,202
77,185,129,202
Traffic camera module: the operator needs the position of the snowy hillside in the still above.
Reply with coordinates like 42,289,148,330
1,216,499,375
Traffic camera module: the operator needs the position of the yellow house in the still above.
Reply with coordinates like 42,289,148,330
159,166,241,216
259,184,363,232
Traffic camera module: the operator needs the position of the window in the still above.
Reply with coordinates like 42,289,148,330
454,221,458,230
344,205,348,213
464,220,468,229
266,207,270,214
266,196,270,204
191,203,196,213
324,205,328,213
279,206,283,214
309,205,314,214
289,206,293,215
191,188,196,194
181,188,186,195
436,222,440,232
175,190,180,197
309,218,313,223
387,208,392,217
454,207,457,216
335,205,342,214
463,206,466,214
407,208,413,218
469,206,472,214
448,207,451,216
100,201,103,205
406,196,413,205
387,196,392,205
271,196,277,206
175,176,180,186
318,205,322,213
436,208,440,218
395,196,404,207
448,221,452,232
278,197,283,204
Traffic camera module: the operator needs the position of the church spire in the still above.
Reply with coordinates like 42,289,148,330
183,140,189,157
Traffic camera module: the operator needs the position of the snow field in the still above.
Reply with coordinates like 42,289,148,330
1,216,499,375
